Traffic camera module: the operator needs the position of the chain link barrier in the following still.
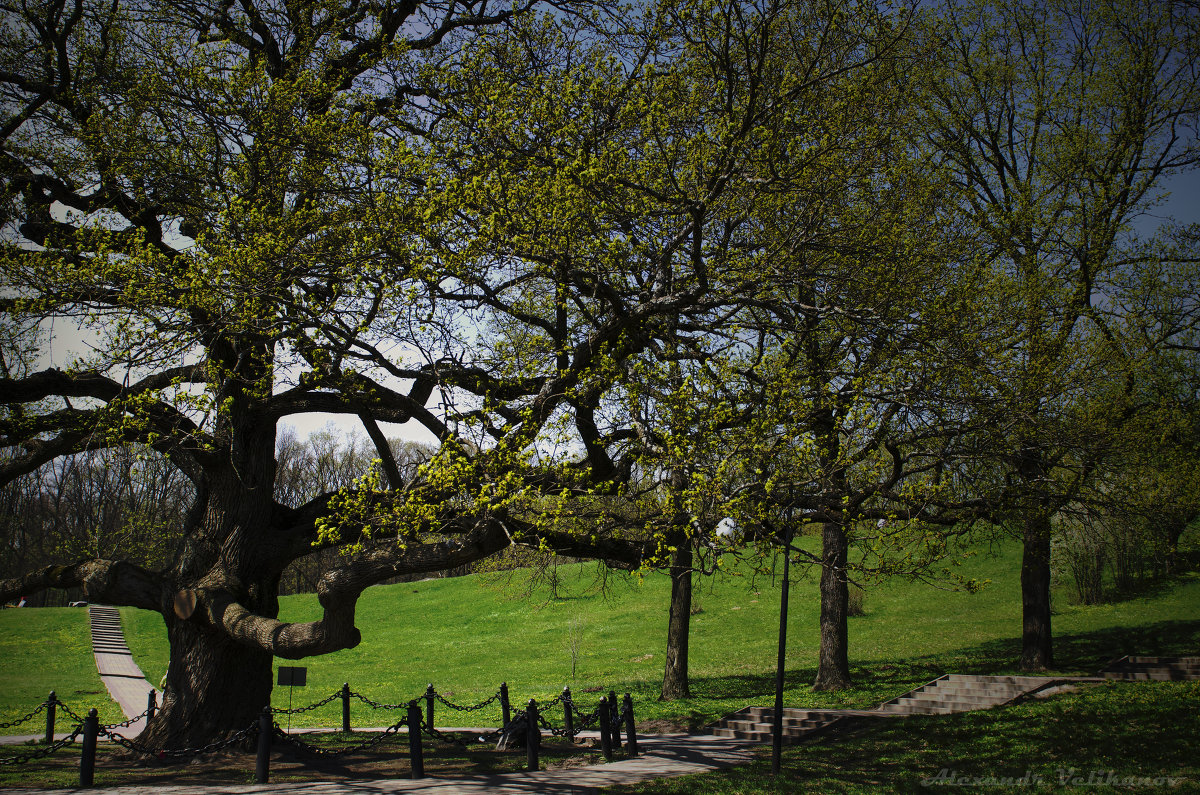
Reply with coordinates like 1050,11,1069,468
269,690,341,715
0,683,630,771
420,716,475,746
0,725,81,766
349,691,408,711
433,690,501,713
0,702,47,731
273,717,409,758
96,719,258,759
53,699,89,726
101,705,153,731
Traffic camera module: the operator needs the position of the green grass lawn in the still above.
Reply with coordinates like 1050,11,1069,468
3,537,1197,747
107,537,1200,731
609,680,1200,794
0,608,128,730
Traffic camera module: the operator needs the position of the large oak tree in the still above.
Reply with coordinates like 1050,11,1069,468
0,0,739,747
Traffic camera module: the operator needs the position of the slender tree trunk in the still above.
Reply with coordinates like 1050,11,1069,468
813,520,851,691
661,541,693,700
1020,512,1054,671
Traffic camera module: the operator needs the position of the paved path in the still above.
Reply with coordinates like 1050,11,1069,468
0,731,757,794
89,604,157,736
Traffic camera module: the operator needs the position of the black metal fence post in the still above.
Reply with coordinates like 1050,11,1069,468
407,701,424,779
526,699,539,772
562,686,574,739
341,682,351,733
425,683,436,731
44,691,56,744
608,690,622,747
255,706,272,784
598,696,613,760
500,682,511,728
623,693,638,756
146,690,157,724
79,708,98,787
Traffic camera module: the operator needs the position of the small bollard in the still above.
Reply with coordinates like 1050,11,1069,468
407,700,424,779
500,681,511,728
623,693,638,757
255,706,272,784
562,686,574,739
526,699,540,772
44,691,56,745
598,696,613,760
146,690,157,723
79,708,98,787
425,683,436,732
608,690,622,747
341,682,351,733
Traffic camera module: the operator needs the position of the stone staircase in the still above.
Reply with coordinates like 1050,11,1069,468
1101,656,1200,681
874,674,1054,715
89,605,130,656
709,707,849,742
708,674,1063,742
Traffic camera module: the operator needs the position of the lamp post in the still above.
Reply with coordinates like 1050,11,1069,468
771,513,794,775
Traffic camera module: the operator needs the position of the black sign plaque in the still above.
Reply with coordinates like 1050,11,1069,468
277,666,307,687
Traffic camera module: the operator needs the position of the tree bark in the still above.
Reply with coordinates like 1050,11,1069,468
660,541,693,700
813,520,851,691
139,614,275,749
1019,512,1054,671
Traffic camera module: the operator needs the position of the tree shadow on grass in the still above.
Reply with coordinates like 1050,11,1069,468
665,618,1200,721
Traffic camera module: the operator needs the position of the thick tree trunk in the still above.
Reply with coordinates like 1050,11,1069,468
135,409,286,750
813,520,851,691
138,614,275,749
1020,513,1054,671
660,542,693,700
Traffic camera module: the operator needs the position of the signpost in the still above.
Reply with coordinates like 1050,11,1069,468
277,666,307,733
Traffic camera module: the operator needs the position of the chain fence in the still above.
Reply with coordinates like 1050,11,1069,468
0,726,81,766
269,691,341,715
273,717,410,757
0,702,47,731
0,681,637,779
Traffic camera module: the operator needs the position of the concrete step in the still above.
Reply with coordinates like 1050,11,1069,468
877,704,960,715
712,726,823,741
914,685,1024,700
708,707,843,743
722,717,836,732
1101,656,1200,681
1104,670,1198,681
741,707,839,721
891,696,1001,713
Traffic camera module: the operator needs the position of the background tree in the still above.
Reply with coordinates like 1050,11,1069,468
921,0,1200,670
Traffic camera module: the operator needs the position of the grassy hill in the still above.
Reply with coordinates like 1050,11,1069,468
3,535,1197,731
111,536,1200,730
